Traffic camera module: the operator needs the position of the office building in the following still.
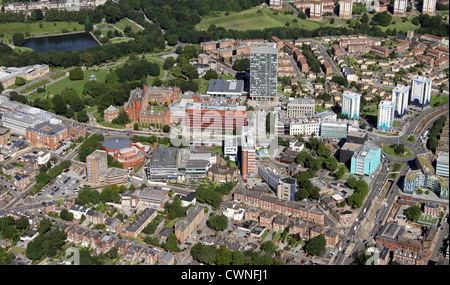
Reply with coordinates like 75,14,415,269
206,79,245,99
310,0,323,20
241,128,257,178
404,152,449,199
436,152,449,178
350,141,381,176
249,43,278,101
0,127,11,146
411,76,432,108
377,100,395,131
86,150,108,184
393,0,408,16
289,118,320,136
342,91,361,119
391,85,410,118
258,166,281,192
422,0,436,15
146,147,179,180
1,112,36,136
277,177,297,202
224,136,239,161
286,98,316,119
339,0,353,19
26,122,70,150
320,121,349,138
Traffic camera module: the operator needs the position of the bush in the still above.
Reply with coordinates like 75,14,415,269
69,67,84,81
15,76,26,86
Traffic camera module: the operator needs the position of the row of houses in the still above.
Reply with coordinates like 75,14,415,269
233,188,326,225
223,202,339,247
2,0,107,13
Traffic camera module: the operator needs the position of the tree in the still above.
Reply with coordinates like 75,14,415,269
260,241,277,254
215,245,232,265
26,241,44,261
164,233,182,252
60,209,74,221
317,144,331,158
14,76,26,86
347,192,364,208
203,70,219,80
324,157,338,171
207,214,228,232
304,234,326,256
231,251,246,265
347,176,358,189
12,33,25,46
69,67,84,81
405,205,422,221
52,94,67,115
296,150,310,166
162,125,171,133
163,57,175,70
232,58,250,72
76,110,89,123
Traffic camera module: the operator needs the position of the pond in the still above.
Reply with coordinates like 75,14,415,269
23,32,99,53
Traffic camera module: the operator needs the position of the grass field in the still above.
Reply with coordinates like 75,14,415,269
430,95,450,107
196,6,419,33
196,6,328,31
118,18,143,32
0,21,85,41
383,145,412,158
46,69,109,96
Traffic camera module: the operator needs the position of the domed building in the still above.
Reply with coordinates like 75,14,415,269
104,105,120,123
102,137,151,169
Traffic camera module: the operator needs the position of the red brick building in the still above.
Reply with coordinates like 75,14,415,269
233,188,325,225
124,85,181,123
370,45,390,57
26,122,70,150
174,205,204,242
104,105,120,123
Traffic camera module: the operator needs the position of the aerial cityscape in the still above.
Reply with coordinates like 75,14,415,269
0,0,449,270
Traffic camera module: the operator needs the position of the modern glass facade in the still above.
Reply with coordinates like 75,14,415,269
342,91,361,119
350,141,381,176
377,100,395,130
411,76,432,108
392,85,410,118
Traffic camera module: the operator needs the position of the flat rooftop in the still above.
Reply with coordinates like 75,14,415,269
206,79,244,95
148,147,178,167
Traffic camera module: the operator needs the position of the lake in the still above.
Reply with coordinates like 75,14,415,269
23,32,99,53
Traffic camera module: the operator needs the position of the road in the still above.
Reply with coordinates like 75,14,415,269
293,38,341,76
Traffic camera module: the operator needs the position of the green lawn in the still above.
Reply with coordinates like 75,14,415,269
391,162,405,172
404,135,417,144
46,69,109,96
109,37,134,44
50,71,67,80
20,79,50,94
430,95,450,108
0,21,85,41
383,145,412,158
119,18,143,32
196,6,327,31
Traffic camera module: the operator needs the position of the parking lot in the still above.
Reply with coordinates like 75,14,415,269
35,165,86,200
51,140,74,158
